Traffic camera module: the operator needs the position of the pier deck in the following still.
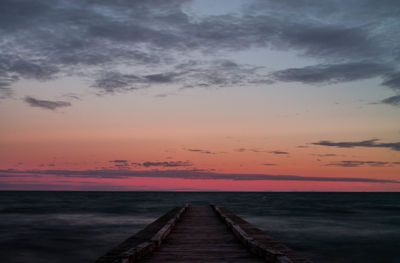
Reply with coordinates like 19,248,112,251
141,205,263,262
95,204,312,263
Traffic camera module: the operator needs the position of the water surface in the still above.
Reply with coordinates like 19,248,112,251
0,192,399,263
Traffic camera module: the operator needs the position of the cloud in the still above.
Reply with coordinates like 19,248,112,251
235,148,247,152
270,62,391,84
0,169,40,178
381,95,400,107
235,148,288,154
144,73,176,83
109,160,129,168
263,163,277,166
326,161,390,167
24,96,71,110
109,160,128,163
1,0,399,99
141,161,193,167
0,70,18,98
270,151,289,155
0,168,398,184
382,72,400,91
0,86,13,99
110,160,193,168
130,161,193,168
312,139,400,151
249,149,269,153
185,148,215,154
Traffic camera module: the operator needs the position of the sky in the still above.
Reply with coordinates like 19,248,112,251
0,0,399,191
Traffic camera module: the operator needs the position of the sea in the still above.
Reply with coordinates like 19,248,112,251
0,192,399,263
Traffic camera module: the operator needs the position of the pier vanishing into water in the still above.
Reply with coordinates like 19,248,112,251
95,205,312,263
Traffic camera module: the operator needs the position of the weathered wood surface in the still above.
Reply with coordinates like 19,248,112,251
95,204,312,263
140,205,264,262
95,205,187,263
213,205,312,263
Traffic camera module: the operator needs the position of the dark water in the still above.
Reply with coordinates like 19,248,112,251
0,192,399,263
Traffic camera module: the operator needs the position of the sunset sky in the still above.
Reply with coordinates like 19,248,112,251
1,0,399,191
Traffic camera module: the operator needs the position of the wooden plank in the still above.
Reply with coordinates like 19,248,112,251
140,205,264,263
212,205,313,263
95,205,188,263
96,204,312,263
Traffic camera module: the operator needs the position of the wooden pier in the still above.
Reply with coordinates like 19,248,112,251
95,205,312,263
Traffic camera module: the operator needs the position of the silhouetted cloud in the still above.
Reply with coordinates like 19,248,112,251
141,161,193,167
263,163,277,166
1,0,399,99
270,151,289,155
0,169,398,184
93,72,145,94
271,62,390,84
185,148,215,154
109,160,128,163
120,160,193,168
381,95,400,107
312,139,400,151
109,160,129,168
382,72,400,91
0,72,18,98
24,96,71,110
326,161,390,167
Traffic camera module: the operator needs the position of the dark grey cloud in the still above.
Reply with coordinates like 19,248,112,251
24,96,71,110
185,148,215,154
235,148,288,154
271,62,391,84
326,160,390,167
1,0,398,99
247,0,399,59
120,160,193,168
109,160,128,163
144,73,176,83
312,139,400,151
142,161,192,168
0,168,398,184
263,163,277,166
382,72,400,91
270,151,289,155
109,160,129,168
93,72,144,94
0,169,40,178
381,95,400,107
92,59,267,93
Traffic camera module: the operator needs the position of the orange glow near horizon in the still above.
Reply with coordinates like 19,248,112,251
1,132,399,191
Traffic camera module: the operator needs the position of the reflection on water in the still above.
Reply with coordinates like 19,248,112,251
0,192,399,263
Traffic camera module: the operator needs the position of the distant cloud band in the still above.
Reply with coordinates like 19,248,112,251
0,169,398,184
24,96,71,110
312,139,400,151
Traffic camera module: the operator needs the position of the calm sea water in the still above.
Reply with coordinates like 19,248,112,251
0,192,399,263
